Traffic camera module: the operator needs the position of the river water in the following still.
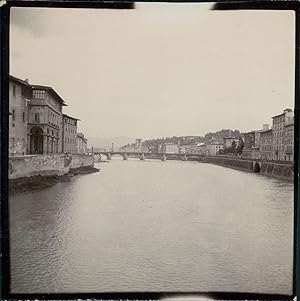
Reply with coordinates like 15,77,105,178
9,159,294,295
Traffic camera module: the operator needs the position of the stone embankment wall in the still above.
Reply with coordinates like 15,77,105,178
260,161,294,181
203,156,294,181
69,154,94,170
203,156,253,171
9,154,94,180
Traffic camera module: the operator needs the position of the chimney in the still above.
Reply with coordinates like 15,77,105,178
24,78,29,83
263,124,269,131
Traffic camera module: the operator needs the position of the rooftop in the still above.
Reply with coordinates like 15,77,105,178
260,129,272,134
9,75,31,87
63,113,80,121
31,84,67,106
272,108,293,119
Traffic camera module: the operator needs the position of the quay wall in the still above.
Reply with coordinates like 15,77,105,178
203,156,294,181
9,154,94,179
203,156,253,171
260,161,294,181
69,154,94,170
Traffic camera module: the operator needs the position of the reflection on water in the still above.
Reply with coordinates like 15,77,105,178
9,159,294,294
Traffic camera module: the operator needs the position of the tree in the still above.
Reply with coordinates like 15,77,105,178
231,140,237,152
236,137,244,155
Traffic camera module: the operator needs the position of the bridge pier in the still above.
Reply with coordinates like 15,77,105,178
123,153,128,160
107,153,111,160
161,154,167,161
140,153,145,160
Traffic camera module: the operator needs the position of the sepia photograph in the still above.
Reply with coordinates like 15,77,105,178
6,1,296,298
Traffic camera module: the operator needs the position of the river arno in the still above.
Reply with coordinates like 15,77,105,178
9,159,294,295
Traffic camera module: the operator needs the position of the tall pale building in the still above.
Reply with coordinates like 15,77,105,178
62,114,79,154
9,76,31,155
272,109,293,161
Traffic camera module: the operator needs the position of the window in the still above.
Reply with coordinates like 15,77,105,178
12,109,15,121
33,89,45,99
22,112,25,122
34,113,40,123
13,85,16,97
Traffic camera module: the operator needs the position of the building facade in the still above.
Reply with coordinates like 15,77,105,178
28,85,66,154
161,143,179,154
77,132,88,154
9,76,31,155
182,143,203,155
272,109,294,160
62,114,79,153
260,129,273,160
284,118,294,161
9,76,68,155
242,130,261,159
206,142,223,156
243,131,255,150
242,131,255,158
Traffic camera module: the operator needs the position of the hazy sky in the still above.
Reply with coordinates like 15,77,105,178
10,3,295,139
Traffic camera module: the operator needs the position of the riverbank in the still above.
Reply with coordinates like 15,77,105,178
202,155,294,182
9,166,100,195
9,153,95,180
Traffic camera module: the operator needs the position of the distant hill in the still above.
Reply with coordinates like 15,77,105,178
87,136,135,150
204,129,242,142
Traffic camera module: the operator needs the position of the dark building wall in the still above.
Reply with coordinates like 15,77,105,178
9,80,29,155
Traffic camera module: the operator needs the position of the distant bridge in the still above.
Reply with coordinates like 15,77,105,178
93,150,205,162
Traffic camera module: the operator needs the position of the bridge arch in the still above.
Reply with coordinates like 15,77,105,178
253,162,261,173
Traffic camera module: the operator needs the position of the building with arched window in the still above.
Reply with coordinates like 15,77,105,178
9,75,67,155
28,84,67,154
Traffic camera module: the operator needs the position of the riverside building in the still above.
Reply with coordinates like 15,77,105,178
9,76,31,155
8,75,82,156
9,75,67,155
206,142,223,156
284,117,294,161
272,109,294,161
77,132,88,154
62,114,79,154
28,84,66,154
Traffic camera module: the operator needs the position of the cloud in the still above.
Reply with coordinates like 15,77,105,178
9,5,295,139
10,7,50,37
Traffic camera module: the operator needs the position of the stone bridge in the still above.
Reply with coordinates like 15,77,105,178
93,151,205,162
